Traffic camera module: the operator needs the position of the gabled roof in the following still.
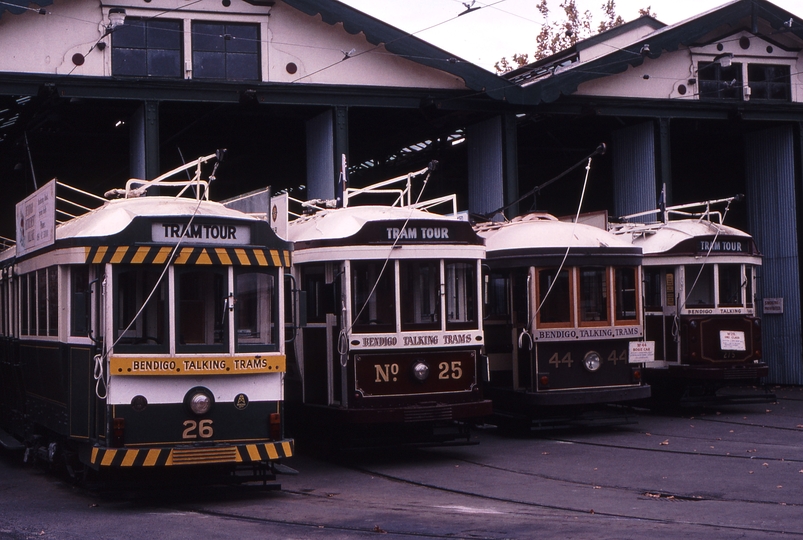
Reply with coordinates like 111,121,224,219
1,0,521,103
506,0,803,104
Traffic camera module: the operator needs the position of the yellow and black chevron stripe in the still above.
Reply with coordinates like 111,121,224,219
89,439,294,468
84,245,291,267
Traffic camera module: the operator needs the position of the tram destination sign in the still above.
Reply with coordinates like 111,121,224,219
351,220,482,245
110,354,285,376
152,222,251,245
15,180,56,257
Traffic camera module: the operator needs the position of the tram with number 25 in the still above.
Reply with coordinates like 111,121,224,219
278,164,492,447
610,196,773,405
0,152,294,481
477,213,650,427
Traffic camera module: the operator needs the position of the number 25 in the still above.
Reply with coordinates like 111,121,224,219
439,361,463,379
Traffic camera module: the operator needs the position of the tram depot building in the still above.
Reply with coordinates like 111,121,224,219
0,0,802,386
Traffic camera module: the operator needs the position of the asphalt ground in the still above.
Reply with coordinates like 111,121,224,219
1,386,801,539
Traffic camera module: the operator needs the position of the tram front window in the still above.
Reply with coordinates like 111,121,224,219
351,261,396,333
235,270,277,349
401,260,441,331
177,269,226,350
446,261,478,330
718,264,743,307
537,268,571,325
684,265,714,307
579,267,607,323
115,267,167,351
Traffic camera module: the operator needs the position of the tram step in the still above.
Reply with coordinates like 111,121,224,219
0,428,25,451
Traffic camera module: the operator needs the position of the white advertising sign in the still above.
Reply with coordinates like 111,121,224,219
720,330,746,351
629,341,655,363
15,180,56,257
763,298,783,314
270,193,288,240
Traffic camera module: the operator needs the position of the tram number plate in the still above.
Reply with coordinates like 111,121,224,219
720,331,746,351
182,419,214,439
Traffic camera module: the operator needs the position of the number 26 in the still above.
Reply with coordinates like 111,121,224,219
183,419,213,439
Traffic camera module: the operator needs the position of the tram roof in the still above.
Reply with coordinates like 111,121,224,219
612,219,756,255
56,197,261,241
287,205,468,243
477,214,636,253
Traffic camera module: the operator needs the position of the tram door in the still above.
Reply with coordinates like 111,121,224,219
643,267,678,363
298,262,342,406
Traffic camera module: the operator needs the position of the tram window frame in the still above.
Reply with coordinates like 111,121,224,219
113,266,169,353
535,267,573,327
234,268,279,352
445,260,478,331
399,259,441,332
175,267,228,353
717,264,744,307
300,264,332,324
350,260,397,334
578,266,609,326
684,264,715,308
70,266,91,338
745,265,754,308
614,266,640,323
20,273,28,335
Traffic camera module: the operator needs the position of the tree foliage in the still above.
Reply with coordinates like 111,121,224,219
494,0,657,73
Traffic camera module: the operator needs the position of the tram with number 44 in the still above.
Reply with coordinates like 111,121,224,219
476,212,651,428
276,163,492,447
0,152,294,482
610,195,773,406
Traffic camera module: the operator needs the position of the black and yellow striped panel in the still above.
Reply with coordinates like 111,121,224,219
89,439,294,468
84,246,291,267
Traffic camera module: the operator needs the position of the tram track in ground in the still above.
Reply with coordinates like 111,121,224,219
339,460,803,538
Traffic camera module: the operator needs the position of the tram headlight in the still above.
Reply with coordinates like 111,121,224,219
412,360,430,382
583,351,602,373
185,387,214,416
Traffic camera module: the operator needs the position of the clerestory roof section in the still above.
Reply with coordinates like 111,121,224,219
504,0,803,104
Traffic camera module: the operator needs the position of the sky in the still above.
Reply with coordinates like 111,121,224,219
339,0,800,71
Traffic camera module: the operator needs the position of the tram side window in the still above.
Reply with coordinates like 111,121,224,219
684,265,714,307
615,267,638,321
643,268,663,311
115,267,167,350
537,268,571,325
235,270,276,349
20,274,28,335
400,260,440,331
718,264,743,307
352,260,396,333
579,267,608,323
177,269,227,350
745,266,754,308
70,267,90,337
445,261,477,330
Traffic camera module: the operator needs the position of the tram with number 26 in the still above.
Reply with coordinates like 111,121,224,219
278,164,492,447
0,152,294,481
610,196,773,405
477,213,651,426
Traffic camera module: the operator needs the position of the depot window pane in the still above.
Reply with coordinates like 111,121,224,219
112,18,182,78
192,22,260,81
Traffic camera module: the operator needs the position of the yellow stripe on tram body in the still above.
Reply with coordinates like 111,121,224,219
175,247,193,264
144,449,161,467
121,449,138,467
110,246,129,264
234,248,251,265
266,444,279,460
282,441,293,457
215,248,232,265
253,250,268,266
132,246,151,264
92,246,108,264
196,248,213,265
247,445,262,462
153,246,172,264
101,449,117,467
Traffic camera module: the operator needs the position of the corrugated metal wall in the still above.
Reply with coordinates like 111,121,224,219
745,124,803,385
467,116,504,217
306,109,335,201
612,122,657,220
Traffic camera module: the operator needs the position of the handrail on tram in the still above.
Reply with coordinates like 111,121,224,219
612,194,744,235
104,151,225,200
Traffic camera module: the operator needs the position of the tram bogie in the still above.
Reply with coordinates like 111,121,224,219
0,153,294,481
611,196,774,406
477,213,651,424
279,165,493,448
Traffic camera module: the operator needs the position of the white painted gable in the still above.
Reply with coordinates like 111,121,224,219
0,0,466,89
